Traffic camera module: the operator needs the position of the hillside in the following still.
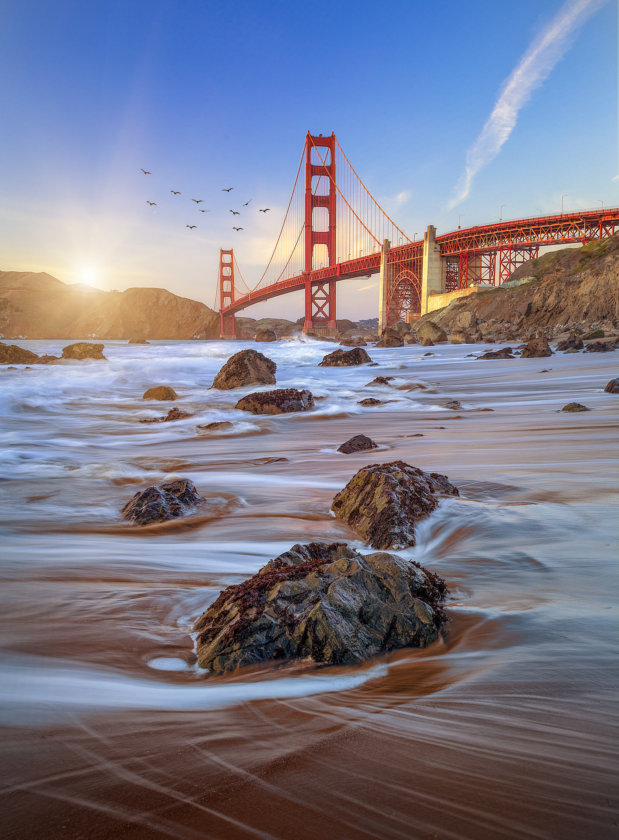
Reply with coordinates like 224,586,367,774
420,233,619,339
0,271,219,339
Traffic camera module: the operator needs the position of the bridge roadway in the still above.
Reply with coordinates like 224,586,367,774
222,207,619,320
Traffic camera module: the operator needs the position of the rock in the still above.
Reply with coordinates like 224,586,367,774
61,342,106,360
440,399,462,410
197,420,234,431
585,341,615,352
0,342,39,364
319,347,372,366
358,398,384,407
235,388,314,414
331,461,459,550
142,385,178,401
140,407,192,423
520,338,552,358
128,338,150,344
450,330,470,344
556,335,584,351
582,329,605,339
365,376,393,387
453,310,477,331
477,347,514,360
212,349,277,390
254,328,277,342
121,479,202,525
340,337,367,347
36,355,61,364
561,402,590,412
404,333,418,344
193,542,448,673
391,320,412,336
604,378,619,393
420,338,434,347
376,328,404,347
337,434,378,454
416,321,447,344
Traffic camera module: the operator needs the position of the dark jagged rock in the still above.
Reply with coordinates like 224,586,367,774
556,335,584,351
561,402,590,412
121,479,202,525
319,347,372,367
142,385,178,401
197,420,234,431
193,542,448,673
235,388,314,414
212,349,276,390
477,347,514,360
61,342,106,360
128,338,150,344
337,434,378,454
440,399,462,410
604,378,619,393
585,341,615,353
365,376,394,387
376,328,404,347
521,338,552,358
254,328,277,342
0,342,40,364
140,407,192,423
331,460,459,550
358,397,384,407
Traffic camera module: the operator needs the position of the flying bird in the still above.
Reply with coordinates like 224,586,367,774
140,168,151,175
192,199,203,204
259,208,270,213
170,190,181,195
229,210,240,215
198,208,209,213
243,199,252,206
186,224,197,229
146,201,157,206
221,187,233,192
232,226,243,231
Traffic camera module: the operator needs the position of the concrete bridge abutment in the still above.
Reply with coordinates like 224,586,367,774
420,224,443,316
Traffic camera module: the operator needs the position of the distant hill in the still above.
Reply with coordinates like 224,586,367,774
0,271,219,339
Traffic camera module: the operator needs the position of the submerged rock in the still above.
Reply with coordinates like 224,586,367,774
140,407,192,423
331,460,459,550
604,378,619,393
235,388,314,414
521,338,552,358
319,347,372,366
61,342,106,360
212,349,277,389
561,402,590,412
193,542,448,673
0,342,40,364
337,434,378,454
121,479,202,525
142,385,178,401
197,420,234,431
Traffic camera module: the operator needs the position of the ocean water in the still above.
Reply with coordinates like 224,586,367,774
1,337,618,839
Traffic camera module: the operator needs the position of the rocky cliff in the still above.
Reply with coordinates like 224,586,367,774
0,271,219,339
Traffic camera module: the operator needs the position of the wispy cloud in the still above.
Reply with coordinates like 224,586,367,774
448,0,605,209
612,175,619,182
358,282,378,292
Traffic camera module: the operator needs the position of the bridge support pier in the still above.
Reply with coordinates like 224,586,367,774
421,225,443,316
304,279,337,336
378,239,391,334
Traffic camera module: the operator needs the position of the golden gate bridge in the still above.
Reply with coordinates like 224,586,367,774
217,132,619,338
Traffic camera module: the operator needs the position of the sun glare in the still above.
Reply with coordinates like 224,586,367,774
77,267,98,287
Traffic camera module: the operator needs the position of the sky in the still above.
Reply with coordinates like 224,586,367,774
1,0,617,320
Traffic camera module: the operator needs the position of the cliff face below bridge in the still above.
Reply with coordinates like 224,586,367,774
421,234,619,336
0,271,220,340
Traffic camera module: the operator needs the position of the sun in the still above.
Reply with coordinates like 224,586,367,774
77,266,98,287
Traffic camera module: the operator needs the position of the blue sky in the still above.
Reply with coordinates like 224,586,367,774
1,0,616,319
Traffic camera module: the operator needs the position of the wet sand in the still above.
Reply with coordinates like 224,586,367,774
1,340,618,838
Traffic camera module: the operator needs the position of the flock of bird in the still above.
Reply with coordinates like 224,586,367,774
139,168,270,232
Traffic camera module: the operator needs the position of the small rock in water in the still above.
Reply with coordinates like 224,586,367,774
122,479,203,525
521,338,552,358
142,385,178,401
337,434,378,454
62,342,106,360
128,338,150,344
365,376,393,387
319,347,372,366
604,378,619,394
477,347,514,360
331,460,459,550
212,349,276,390
140,407,192,423
197,420,234,431
235,388,314,414
556,335,583,351
193,542,448,674
358,397,385,407
440,399,462,410
254,328,277,342
561,402,590,412
585,341,615,353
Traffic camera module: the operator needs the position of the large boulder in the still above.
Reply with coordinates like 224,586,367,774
337,434,378,454
61,342,106,360
520,338,552,358
142,385,178,400
235,388,314,414
212,349,276,390
254,328,277,342
416,321,447,344
121,479,202,525
193,542,447,673
604,378,619,393
0,342,39,364
331,461,458,550
319,348,372,366
376,328,404,347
